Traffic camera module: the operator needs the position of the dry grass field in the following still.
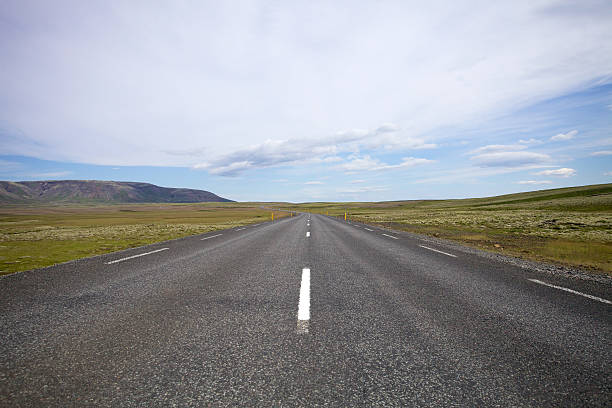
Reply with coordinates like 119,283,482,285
0,203,287,275
278,184,612,275
2,184,610,276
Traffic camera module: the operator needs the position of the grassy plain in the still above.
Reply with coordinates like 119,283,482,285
2,184,610,276
0,203,288,275
278,184,612,275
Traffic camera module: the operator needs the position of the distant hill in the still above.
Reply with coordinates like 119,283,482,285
0,180,233,204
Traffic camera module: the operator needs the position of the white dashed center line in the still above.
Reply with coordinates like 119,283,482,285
201,234,223,241
382,233,398,240
306,231,310,237
364,228,374,231
235,227,246,231
419,245,457,258
528,279,611,304
297,268,311,334
105,248,169,265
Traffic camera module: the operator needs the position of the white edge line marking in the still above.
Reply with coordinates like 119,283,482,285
528,279,611,305
306,231,310,237
297,268,311,333
235,227,246,231
364,228,374,231
419,244,457,258
382,233,398,240
106,247,169,265
201,234,223,241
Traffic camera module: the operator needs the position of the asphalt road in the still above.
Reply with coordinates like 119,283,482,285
1,213,610,406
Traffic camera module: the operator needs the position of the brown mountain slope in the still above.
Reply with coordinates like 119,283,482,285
0,180,233,204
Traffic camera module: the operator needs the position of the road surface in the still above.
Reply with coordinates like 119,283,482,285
1,213,610,406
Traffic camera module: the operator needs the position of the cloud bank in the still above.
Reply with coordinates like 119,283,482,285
534,168,576,177
550,130,578,141
0,1,611,173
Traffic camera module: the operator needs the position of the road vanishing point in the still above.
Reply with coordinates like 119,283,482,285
1,213,610,406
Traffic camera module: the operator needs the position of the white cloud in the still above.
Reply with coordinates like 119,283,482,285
376,123,400,133
272,179,288,182
470,151,550,168
350,179,366,184
195,160,252,176
518,138,543,145
414,164,558,185
516,180,552,185
312,156,343,164
534,167,576,177
590,150,612,156
1,2,610,168
338,155,433,172
337,186,389,194
192,137,334,176
191,123,435,176
361,134,437,151
305,181,324,185
604,171,612,176
550,129,578,141
607,104,612,111
470,144,528,154
338,156,381,172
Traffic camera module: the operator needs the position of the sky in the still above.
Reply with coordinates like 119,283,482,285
1,0,611,202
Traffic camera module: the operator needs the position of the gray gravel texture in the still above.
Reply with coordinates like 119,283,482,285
1,214,610,407
368,220,612,285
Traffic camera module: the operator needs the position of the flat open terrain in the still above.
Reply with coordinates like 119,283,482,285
278,184,612,275
1,213,610,406
2,184,610,276
0,203,288,275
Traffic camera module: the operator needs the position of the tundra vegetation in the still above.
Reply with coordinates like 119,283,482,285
1,184,610,276
279,184,612,275
0,203,287,275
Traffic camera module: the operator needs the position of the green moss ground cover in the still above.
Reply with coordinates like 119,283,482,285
278,184,612,274
0,203,288,275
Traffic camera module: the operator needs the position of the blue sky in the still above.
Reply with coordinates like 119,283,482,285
1,1,611,202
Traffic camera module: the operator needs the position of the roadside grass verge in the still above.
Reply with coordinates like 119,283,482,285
278,184,612,275
0,203,289,275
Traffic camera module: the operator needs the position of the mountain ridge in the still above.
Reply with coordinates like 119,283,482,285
0,180,233,204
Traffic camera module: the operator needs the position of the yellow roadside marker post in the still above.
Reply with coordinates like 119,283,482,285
344,212,347,221
272,212,274,221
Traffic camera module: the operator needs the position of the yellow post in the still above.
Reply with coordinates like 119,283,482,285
272,212,274,221
344,212,347,221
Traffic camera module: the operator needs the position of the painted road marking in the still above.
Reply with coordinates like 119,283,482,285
297,268,311,334
364,228,374,231
419,245,457,258
528,279,611,305
306,231,310,237
235,227,246,231
382,233,398,240
201,234,223,241
106,248,169,265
